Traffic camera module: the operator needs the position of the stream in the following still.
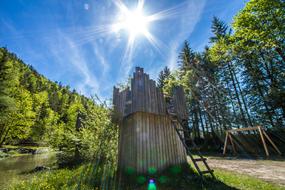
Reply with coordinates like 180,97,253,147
0,151,56,189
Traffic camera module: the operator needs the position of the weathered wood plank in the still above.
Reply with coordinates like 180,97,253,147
114,68,188,174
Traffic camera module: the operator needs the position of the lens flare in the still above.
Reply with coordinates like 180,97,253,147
148,179,157,190
112,0,150,39
113,8,149,37
111,0,186,79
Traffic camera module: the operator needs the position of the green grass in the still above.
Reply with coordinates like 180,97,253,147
0,151,9,159
8,163,285,190
214,169,284,190
9,163,117,190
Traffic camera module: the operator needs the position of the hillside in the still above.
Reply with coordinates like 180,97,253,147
0,47,117,166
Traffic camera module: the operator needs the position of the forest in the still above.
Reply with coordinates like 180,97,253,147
0,47,118,166
0,0,284,189
158,0,285,149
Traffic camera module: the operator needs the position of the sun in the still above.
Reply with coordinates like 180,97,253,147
123,9,149,36
110,0,173,67
112,1,151,40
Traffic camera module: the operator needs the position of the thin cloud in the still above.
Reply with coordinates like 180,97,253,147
167,0,206,70
48,31,100,97
92,42,110,77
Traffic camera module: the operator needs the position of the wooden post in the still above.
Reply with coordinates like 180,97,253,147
228,133,237,155
261,128,282,155
223,126,282,157
258,126,269,156
223,132,229,155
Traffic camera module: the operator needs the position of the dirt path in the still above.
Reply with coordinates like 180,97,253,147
206,156,285,186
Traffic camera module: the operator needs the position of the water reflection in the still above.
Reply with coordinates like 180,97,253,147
0,152,56,189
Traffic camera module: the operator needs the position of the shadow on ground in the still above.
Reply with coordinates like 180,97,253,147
119,164,238,190
64,160,239,190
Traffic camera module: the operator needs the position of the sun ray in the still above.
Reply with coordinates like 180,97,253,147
137,0,145,11
112,0,150,39
120,34,136,77
113,0,130,15
146,1,188,22
143,30,168,56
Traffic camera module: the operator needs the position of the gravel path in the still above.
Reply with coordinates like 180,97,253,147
206,156,285,186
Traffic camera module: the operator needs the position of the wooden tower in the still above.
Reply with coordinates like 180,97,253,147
113,67,188,175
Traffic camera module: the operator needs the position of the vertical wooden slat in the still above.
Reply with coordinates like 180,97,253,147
159,115,165,168
153,114,159,171
144,74,148,113
169,118,179,165
115,67,188,174
149,80,154,113
155,115,160,169
138,113,142,173
156,115,162,170
161,115,167,167
258,126,269,156
132,114,136,171
153,81,158,114
164,116,171,167
150,113,154,170
143,113,148,173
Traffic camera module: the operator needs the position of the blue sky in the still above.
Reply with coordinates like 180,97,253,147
0,0,248,100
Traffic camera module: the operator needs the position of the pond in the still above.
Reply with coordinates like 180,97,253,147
0,152,56,189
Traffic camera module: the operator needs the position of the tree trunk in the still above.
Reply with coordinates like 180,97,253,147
225,79,238,127
232,67,253,127
193,104,200,139
275,47,285,63
228,62,248,128
198,105,206,138
246,63,276,127
0,127,10,147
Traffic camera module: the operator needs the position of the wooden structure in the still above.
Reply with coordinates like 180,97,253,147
113,67,187,174
113,67,214,179
223,126,282,156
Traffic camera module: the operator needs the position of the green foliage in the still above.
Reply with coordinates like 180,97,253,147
0,49,35,146
0,48,118,168
157,66,171,89
210,16,231,43
80,105,118,162
232,0,285,53
167,0,285,146
10,163,118,190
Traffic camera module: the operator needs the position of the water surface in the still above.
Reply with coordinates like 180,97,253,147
0,152,56,189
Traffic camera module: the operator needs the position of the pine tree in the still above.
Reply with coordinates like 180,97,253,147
157,66,171,89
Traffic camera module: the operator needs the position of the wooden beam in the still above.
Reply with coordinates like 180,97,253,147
261,128,282,155
227,126,259,133
258,126,269,156
223,132,229,155
228,133,237,155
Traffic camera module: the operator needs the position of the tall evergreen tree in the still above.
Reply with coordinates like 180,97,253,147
158,66,171,89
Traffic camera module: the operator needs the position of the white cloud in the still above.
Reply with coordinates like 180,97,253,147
167,0,206,70
1,0,207,101
84,3,89,10
114,0,206,85
48,31,100,97
92,42,110,77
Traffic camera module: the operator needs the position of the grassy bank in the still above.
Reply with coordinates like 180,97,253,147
8,163,285,190
0,145,51,159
